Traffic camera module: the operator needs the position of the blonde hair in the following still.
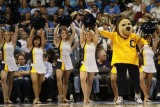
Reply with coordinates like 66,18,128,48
85,30,94,42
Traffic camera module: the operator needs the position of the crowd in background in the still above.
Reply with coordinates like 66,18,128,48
1,0,160,103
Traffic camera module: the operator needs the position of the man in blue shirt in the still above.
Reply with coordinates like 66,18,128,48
0,0,6,12
146,0,156,13
103,0,121,15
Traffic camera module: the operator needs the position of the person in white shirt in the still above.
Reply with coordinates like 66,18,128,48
133,0,142,12
150,0,160,19
18,31,28,52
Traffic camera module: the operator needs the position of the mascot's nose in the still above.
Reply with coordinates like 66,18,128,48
126,26,130,31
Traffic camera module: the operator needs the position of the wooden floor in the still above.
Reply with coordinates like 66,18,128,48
1,101,160,107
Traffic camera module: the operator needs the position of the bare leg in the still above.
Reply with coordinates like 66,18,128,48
56,69,63,102
140,72,149,102
111,73,118,101
87,73,95,102
38,74,44,96
80,71,88,103
1,70,9,103
62,70,71,102
146,73,153,97
7,72,15,99
31,74,39,100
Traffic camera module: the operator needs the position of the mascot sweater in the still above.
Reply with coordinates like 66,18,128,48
99,30,148,66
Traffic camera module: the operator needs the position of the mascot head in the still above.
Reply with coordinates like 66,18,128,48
116,18,133,39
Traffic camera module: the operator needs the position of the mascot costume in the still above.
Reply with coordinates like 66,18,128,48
98,18,148,103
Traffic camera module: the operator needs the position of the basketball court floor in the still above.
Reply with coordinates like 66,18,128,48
0,101,160,107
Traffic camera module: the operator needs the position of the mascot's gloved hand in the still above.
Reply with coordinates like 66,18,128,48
98,27,104,31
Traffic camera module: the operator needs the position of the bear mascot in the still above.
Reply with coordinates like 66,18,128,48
98,18,148,103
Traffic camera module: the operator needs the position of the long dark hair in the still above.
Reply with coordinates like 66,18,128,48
32,35,41,47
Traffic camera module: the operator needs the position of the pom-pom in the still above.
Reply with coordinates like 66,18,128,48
83,14,96,28
10,11,20,25
141,21,157,36
30,16,46,30
57,15,72,27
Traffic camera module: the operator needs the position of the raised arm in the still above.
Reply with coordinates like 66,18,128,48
93,24,99,46
0,29,4,47
40,28,45,49
53,24,60,48
152,31,159,53
98,27,115,41
28,28,35,50
80,24,85,47
69,23,76,45
12,24,19,48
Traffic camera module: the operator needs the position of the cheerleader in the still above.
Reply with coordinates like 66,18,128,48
0,25,18,104
28,28,46,104
54,23,75,103
80,24,99,103
139,32,159,102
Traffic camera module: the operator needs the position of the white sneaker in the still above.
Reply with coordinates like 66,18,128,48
115,96,123,104
135,93,143,103
70,94,74,102
156,92,160,99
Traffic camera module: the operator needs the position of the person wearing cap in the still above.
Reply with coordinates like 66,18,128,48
150,0,160,19
123,3,134,22
103,0,121,15
146,0,156,13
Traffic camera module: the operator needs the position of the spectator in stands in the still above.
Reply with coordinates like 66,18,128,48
92,4,99,18
42,15,54,29
52,13,58,27
123,3,134,23
18,0,31,15
5,5,11,14
13,54,31,103
94,49,111,101
57,7,64,16
133,0,142,12
75,0,86,11
40,6,47,16
64,0,75,15
46,0,59,16
41,54,54,102
20,12,31,28
150,0,160,19
30,0,41,15
103,0,121,15
146,0,155,13
71,11,83,34
86,0,95,11
44,36,54,52
0,0,6,12
18,31,28,52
